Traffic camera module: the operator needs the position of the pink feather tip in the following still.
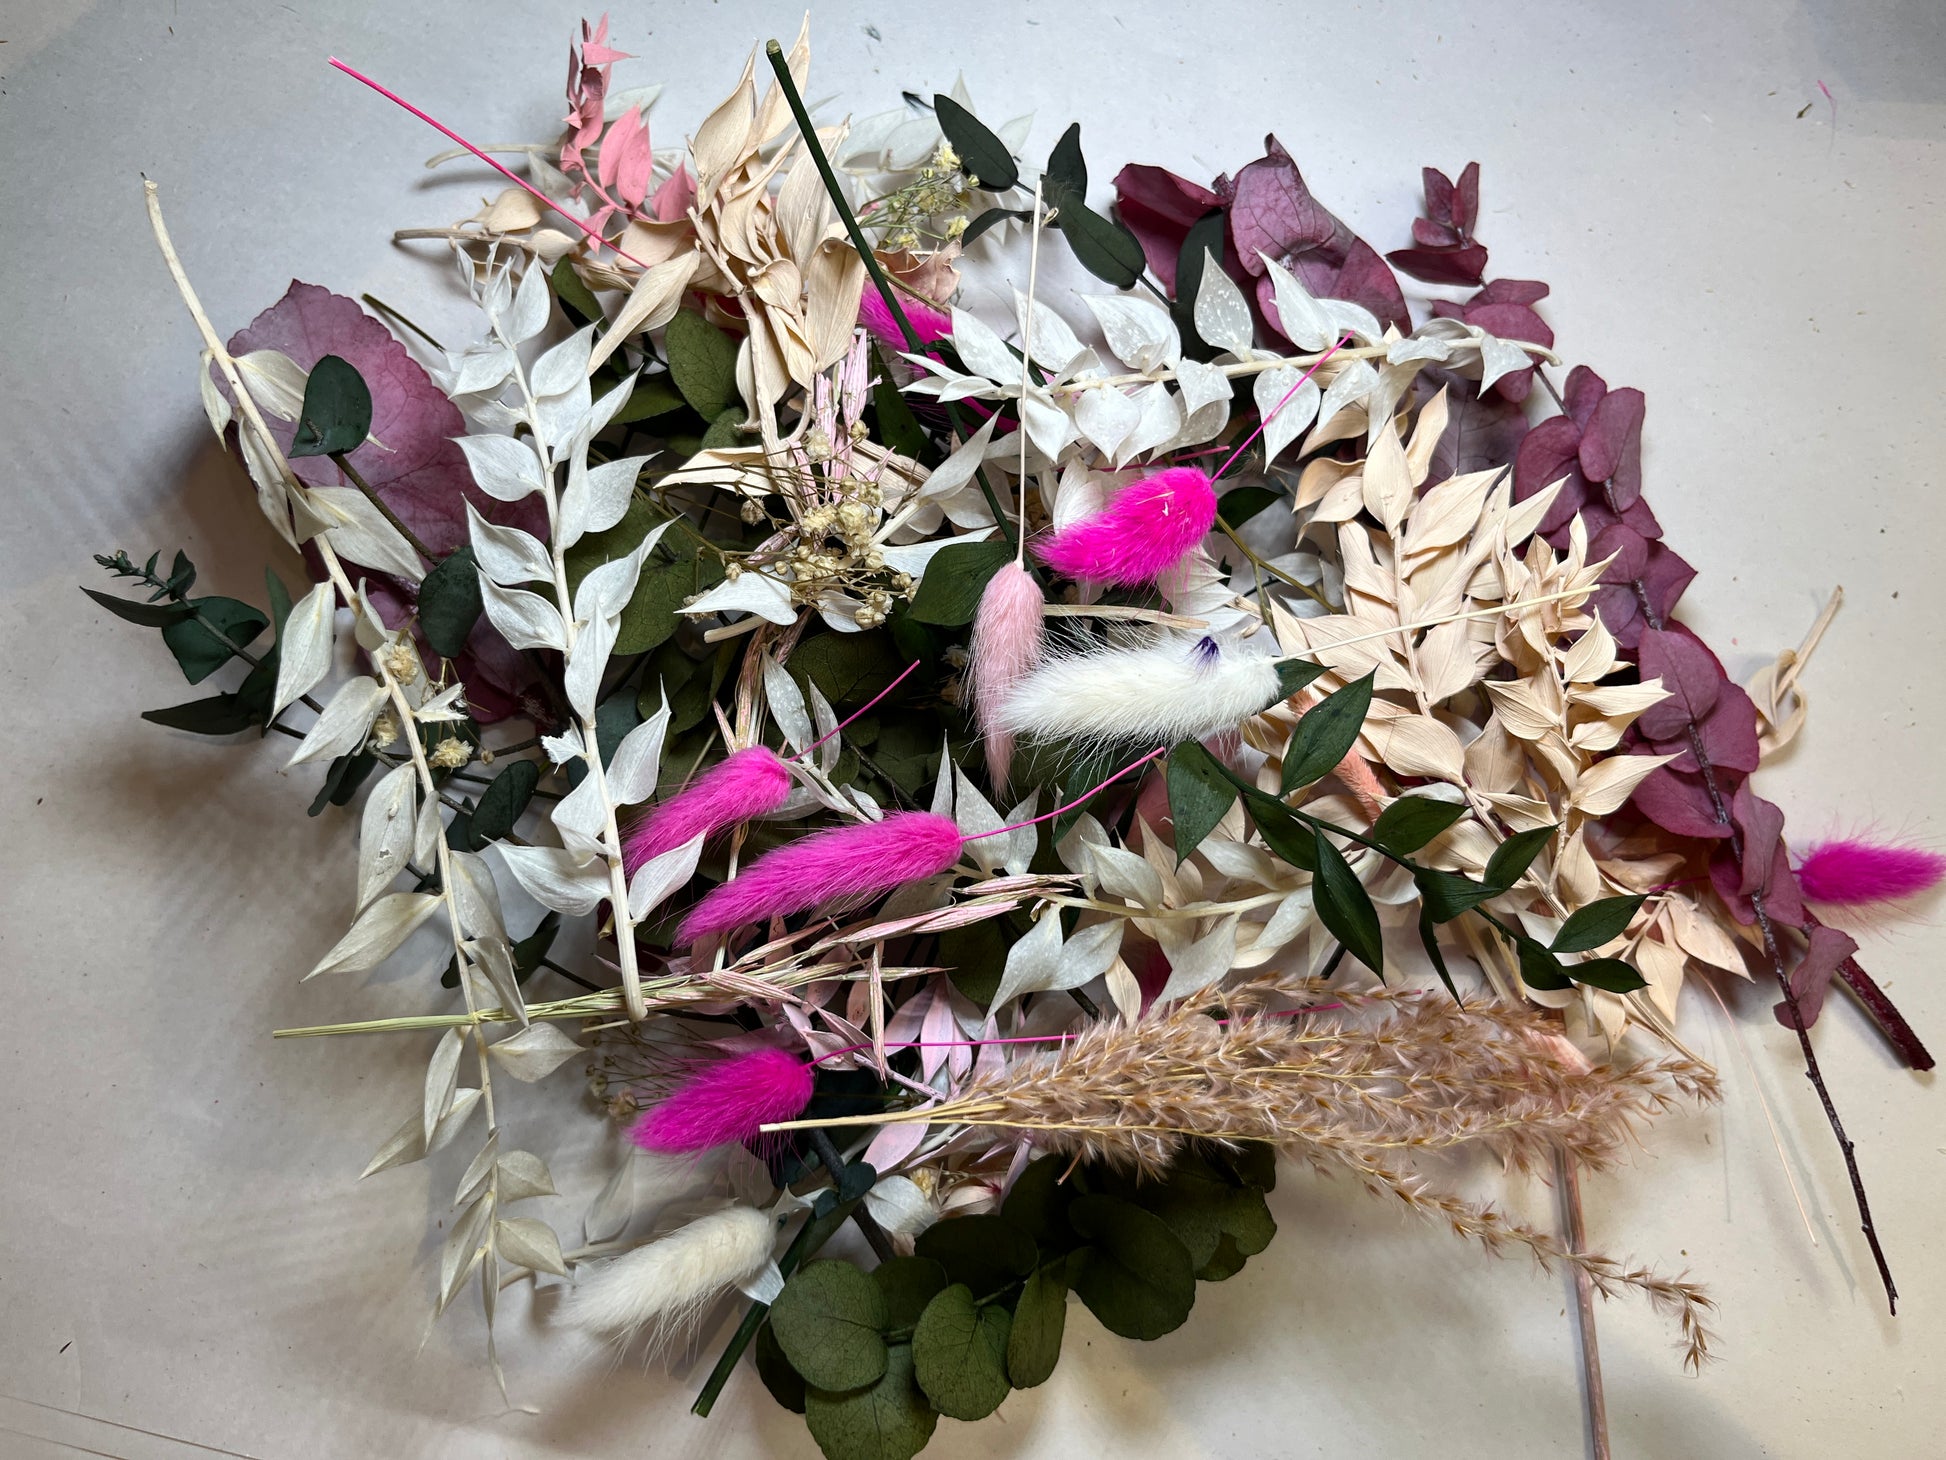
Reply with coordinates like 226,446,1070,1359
1795,838,1946,906
630,1047,814,1154
621,746,793,878
968,561,1045,792
1033,466,1217,586
859,288,951,350
678,811,964,944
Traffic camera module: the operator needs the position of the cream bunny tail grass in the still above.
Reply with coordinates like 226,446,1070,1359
560,1205,777,1345
991,635,1284,748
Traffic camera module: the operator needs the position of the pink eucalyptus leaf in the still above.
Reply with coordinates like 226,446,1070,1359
1635,628,1724,741
1773,923,1861,1029
1579,387,1647,507
1631,764,1735,841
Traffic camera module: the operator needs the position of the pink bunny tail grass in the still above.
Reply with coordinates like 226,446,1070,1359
631,1048,815,1154
678,812,965,944
968,562,1045,791
859,288,952,350
621,747,792,878
1034,467,1217,586
1795,838,1946,905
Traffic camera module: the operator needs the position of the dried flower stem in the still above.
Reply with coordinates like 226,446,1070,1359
1557,1149,1613,1460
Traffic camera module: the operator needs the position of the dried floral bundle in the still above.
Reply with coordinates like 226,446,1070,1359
100,15,1939,1459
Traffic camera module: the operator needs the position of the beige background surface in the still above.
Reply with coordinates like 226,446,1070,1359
3,1,1944,1456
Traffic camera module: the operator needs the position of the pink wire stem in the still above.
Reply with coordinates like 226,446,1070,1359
327,57,650,270
960,747,1166,843
1209,334,1351,483
808,1003,1347,1066
790,660,922,761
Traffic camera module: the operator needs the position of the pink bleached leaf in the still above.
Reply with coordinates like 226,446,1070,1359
647,163,696,223
226,283,546,558
599,107,654,208
864,1112,932,1172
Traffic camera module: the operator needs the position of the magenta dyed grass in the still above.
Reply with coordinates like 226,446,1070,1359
678,811,965,944
621,746,792,878
859,288,951,350
1796,838,1946,906
630,1047,814,1154
1034,466,1217,586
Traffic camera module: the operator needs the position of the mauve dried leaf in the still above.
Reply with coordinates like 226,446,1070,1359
1731,782,1788,897
1775,924,1860,1028
1579,388,1647,507
1631,764,1735,840
1711,840,1804,926
1388,164,1489,286
1635,629,1723,740
1111,163,1224,294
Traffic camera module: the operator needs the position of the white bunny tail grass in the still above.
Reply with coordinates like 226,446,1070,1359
560,1204,776,1345
992,635,1284,748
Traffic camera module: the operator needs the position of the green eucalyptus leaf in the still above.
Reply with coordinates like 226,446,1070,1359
1280,670,1374,794
308,749,377,815
1000,1155,1077,1252
1571,957,1649,994
1218,484,1279,526
959,207,1028,247
83,587,193,628
418,545,483,660
611,373,686,424
906,540,1012,626
1067,1195,1196,1341
1046,123,1087,200
161,598,270,684
1006,1265,1068,1387
1311,827,1385,974
1516,936,1573,992
804,1344,937,1460
1055,198,1147,289
141,693,255,735
789,630,905,707
912,1214,1036,1296
700,407,743,451
1550,894,1647,954
288,354,373,458
1166,741,1237,865
1417,906,1460,999
471,759,540,842
1485,825,1557,892
912,1284,1011,1421
755,1320,807,1415
769,1259,890,1392
932,95,1018,190
664,309,740,420
939,915,1010,1008
872,1256,949,1329
549,255,602,326
1414,867,1499,923
1246,793,1317,872
870,361,929,459
1370,794,1469,856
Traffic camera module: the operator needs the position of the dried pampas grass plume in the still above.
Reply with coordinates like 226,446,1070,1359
993,635,1284,749
560,1205,777,1345
967,561,1044,790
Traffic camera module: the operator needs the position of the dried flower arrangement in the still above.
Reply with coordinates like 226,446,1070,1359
97,16,1941,1458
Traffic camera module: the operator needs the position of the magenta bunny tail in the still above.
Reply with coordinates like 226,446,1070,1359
859,288,952,350
678,811,964,944
1796,837,1946,905
1033,466,1218,586
621,747,792,877
630,1047,815,1154
968,561,1045,791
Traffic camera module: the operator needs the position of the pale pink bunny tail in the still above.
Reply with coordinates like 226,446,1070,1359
1796,837,1946,906
631,1048,815,1154
621,747,792,878
859,288,952,350
1034,467,1218,586
968,561,1045,791
678,812,964,943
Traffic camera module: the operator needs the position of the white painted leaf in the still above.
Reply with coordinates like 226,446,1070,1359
1260,255,1334,351
863,1176,937,1235
423,1026,464,1144
447,850,507,942
1083,294,1179,373
1051,917,1125,992
439,1193,492,1311
496,1149,558,1203
559,453,650,548
1019,389,1076,460
629,832,705,919
1119,381,1183,463
455,433,548,502
1193,250,1255,356
1074,385,1141,460
1087,844,1165,909
947,306,1017,383
1253,366,1321,468
809,683,840,775
489,1021,584,1082
306,891,442,978
1175,357,1231,415
357,763,417,912
197,349,234,436
565,603,618,721
455,1133,501,1209
414,781,443,864
531,325,597,399
480,578,568,652
951,768,1008,876
452,343,515,396
1316,359,1379,433
584,1157,634,1243
286,674,385,767
1014,290,1093,376
1570,752,1676,817
505,260,553,344
607,699,672,807
496,844,611,916
467,935,527,1027
360,1087,481,1178
740,1260,787,1305
989,905,1064,1008
550,768,609,860
310,486,424,580
915,413,999,502
271,582,335,718
466,500,553,587
497,1216,569,1277
763,656,813,753
1476,329,1533,395
236,349,309,421
683,571,795,624
992,791,1039,876
1154,913,1240,1003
